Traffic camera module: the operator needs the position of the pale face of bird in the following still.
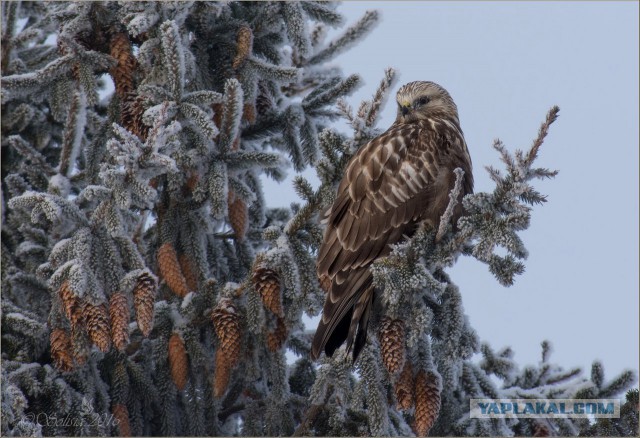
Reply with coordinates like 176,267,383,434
394,81,459,125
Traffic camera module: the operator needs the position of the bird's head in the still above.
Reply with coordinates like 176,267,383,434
395,81,459,125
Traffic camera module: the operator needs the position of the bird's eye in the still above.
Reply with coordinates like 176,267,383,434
418,96,429,106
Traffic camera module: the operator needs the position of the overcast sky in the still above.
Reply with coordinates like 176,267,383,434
264,1,639,381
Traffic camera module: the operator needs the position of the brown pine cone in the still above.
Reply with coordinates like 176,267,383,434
252,267,283,317
213,348,232,398
211,298,242,366
132,271,156,337
109,32,136,100
50,328,74,372
157,242,190,298
413,370,441,437
85,302,111,352
109,292,130,351
228,190,248,240
121,93,149,141
178,253,199,292
112,403,131,437
168,333,189,391
266,316,287,352
59,280,83,329
395,359,414,410
378,317,405,374
232,25,253,69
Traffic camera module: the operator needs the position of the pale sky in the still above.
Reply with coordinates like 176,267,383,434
263,2,639,382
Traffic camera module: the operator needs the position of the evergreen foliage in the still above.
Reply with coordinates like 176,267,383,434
1,2,636,437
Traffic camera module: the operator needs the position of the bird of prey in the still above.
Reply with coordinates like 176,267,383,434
311,81,474,362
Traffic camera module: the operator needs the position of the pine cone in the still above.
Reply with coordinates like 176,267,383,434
59,280,83,329
85,302,112,352
212,298,242,366
168,333,189,391
50,328,74,372
266,316,287,352
133,271,156,337
157,242,190,298
378,317,405,374
252,267,283,317
121,93,149,141
178,253,199,292
413,370,441,437
232,25,253,69
395,359,414,410
112,403,131,437
109,32,136,100
109,292,130,351
213,348,232,398
228,190,248,240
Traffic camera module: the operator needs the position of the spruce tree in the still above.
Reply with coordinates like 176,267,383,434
1,2,637,437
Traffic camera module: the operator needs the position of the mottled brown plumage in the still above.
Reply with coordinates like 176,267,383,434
311,81,473,362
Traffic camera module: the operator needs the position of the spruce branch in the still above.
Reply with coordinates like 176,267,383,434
180,102,219,139
525,105,560,168
58,90,87,178
5,135,56,176
159,20,185,101
301,2,344,27
305,10,380,66
217,78,244,154
364,67,397,128
1,54,75,94
302,73,361,112
1,1,18,73
436,167,464,242
245,57,300,83
182,90,224,106
281,2,311,59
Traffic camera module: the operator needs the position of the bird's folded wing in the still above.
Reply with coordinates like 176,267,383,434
317,126,439,278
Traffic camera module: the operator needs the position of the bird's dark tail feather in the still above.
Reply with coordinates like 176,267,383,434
348,285,374,361
310,279,374,363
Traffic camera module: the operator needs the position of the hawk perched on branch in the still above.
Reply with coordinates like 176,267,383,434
311,81,474,362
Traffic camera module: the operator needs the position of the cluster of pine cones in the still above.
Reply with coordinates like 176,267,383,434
378,317,441,436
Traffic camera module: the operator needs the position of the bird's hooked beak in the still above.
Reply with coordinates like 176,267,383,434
400,100,411,116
